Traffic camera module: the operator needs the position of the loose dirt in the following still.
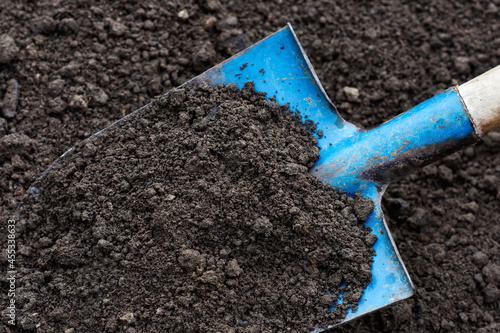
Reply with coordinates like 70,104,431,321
1,0,499,332
16,82,374,332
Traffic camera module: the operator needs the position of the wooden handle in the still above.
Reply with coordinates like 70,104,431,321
458,65,500,135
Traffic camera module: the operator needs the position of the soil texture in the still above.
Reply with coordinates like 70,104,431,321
1,0,499,332
16,83,375,332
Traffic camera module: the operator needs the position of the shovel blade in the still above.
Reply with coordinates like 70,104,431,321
37,23,414,330
188,24,414,329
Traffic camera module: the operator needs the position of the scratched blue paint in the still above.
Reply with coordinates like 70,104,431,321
312,88,477,196
188,25,359,150
187,24,478,330
37,24,478,330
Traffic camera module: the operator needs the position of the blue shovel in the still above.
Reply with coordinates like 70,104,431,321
188,24,500,329
39,24,500,330
186,24,500,329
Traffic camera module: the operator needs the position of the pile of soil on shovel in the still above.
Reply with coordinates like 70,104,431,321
17,82,375,332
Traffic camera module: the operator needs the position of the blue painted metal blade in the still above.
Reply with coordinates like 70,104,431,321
186,23,419,329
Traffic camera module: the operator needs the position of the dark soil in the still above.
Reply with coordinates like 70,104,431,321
1,0,499,332
16,82,375,332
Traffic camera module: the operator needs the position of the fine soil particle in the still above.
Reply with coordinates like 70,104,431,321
1,1,499,332
18,82,375,332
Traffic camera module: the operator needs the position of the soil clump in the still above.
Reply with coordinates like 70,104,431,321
18,82,374,332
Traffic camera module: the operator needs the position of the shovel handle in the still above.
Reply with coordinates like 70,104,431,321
458,65,500,135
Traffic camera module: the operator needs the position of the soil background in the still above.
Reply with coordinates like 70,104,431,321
1,0,499,332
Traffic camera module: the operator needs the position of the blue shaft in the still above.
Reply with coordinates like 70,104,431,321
312,88,479,196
